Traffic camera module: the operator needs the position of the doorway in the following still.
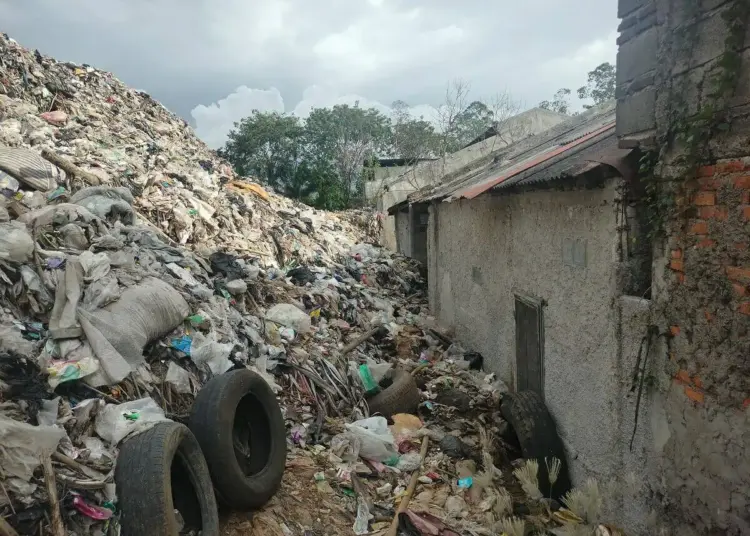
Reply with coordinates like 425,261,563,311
515,295,544,397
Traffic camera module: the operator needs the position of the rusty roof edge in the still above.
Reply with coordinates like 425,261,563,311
446,121,616,202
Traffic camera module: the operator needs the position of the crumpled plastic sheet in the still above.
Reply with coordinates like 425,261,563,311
190,331,234,375
165,361,192,394
0,416,66,481
341,416,399,463
94,397,170,444
265,303,311,334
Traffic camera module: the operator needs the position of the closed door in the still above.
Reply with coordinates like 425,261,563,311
515,296,544,397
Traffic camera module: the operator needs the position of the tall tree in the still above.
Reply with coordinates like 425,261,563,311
390,100,439,163
539,88,573,115
222,111,304,192
305,103,391,205
577,62,617,108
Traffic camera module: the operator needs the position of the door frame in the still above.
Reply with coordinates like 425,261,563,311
514,293,545,398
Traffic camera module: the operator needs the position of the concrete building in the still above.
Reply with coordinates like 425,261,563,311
370,107,568,251
390,0,750,533
396,102,660,531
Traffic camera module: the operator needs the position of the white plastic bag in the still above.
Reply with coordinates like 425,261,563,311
165,361,192,394
95,397,170,444
344,416,398,463
0,417,65,481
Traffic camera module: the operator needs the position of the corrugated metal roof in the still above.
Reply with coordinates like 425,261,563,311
408,102,617,205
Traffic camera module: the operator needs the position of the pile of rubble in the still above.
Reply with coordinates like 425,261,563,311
0,31,631,536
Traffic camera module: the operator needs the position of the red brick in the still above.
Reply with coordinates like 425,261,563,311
717,161,746,173
699,206,728,220
693,376,704,389
734,175,750,189
671,249,683,259
743,206,750,221
670,325,681,336
740,301,750,316
670,258,684,272
696,238,716,248
675,369,691,384
743,191,750,204
696,165,716,177
685,386,705,403
726,266,750,283
689,221,709,235
678,273,686,284
705,310,715,323
693,191,716,206
735,242,749,251
744,398,750,410
697,177,720,190
733,283,747,297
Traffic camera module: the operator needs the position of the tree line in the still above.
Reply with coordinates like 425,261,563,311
219,62,616,210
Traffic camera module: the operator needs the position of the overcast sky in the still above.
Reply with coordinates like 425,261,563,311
0,0,618,148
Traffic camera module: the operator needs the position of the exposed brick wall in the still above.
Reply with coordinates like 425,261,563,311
668,159,750,408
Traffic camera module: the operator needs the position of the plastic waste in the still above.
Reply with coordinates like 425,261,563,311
190,331,234,375
95,397,170,444
37,397,60,427
344,416,399,463
265,303,311,334
72,495,113,520
353,496,371,535
0,417,66,481
165,361,192,394
0,221,34,263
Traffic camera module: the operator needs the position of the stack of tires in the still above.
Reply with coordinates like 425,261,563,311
115,370,287,536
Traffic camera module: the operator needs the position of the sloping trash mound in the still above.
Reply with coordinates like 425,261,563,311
0,32,632,536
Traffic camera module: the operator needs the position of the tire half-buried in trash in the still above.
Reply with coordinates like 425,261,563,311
189,368,287,510
115,422,220,536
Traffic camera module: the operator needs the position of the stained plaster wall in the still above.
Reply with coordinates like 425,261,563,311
426,180,644,495
617,0,750,533
395,208,411,258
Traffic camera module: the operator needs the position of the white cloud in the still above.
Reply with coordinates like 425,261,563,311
191,87,285,148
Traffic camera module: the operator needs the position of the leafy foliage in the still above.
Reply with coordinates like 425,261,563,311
539,88,573,115
577,62,617,108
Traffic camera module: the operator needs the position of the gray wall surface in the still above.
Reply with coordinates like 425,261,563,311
616,1,750,534
394,208,411,258
427,180,630,488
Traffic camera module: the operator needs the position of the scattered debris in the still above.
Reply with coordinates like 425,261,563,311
0,31,634,536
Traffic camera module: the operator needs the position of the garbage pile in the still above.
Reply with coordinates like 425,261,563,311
0,32,632,536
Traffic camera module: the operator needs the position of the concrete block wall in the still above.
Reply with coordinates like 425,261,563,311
617,0,750,533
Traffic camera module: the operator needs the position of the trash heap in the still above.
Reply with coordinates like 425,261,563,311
0,32,632,536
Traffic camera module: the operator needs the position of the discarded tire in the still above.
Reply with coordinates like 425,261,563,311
367,368,420,418
500,391,572,500
189,369,287,510
115,422,220,536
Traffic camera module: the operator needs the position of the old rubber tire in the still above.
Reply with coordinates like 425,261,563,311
501,391,572,500
116,422,219,536
189,369,287,511
367,368,420,418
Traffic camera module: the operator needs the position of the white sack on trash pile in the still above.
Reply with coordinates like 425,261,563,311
0,221,34,263
190,331,234,375
79,277,190,386
265,303,311,334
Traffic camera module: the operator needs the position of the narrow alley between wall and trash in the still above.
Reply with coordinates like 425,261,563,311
0,33,642,536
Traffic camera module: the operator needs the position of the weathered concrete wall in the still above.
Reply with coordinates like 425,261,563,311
427,180,632,488
617,0,750,534
394,208,411,258
371,108,568,250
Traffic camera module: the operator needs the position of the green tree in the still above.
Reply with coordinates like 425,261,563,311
390,100,439,162
577,62,617,108
305,103,391,205
539,88,572,115
222,110,304,193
